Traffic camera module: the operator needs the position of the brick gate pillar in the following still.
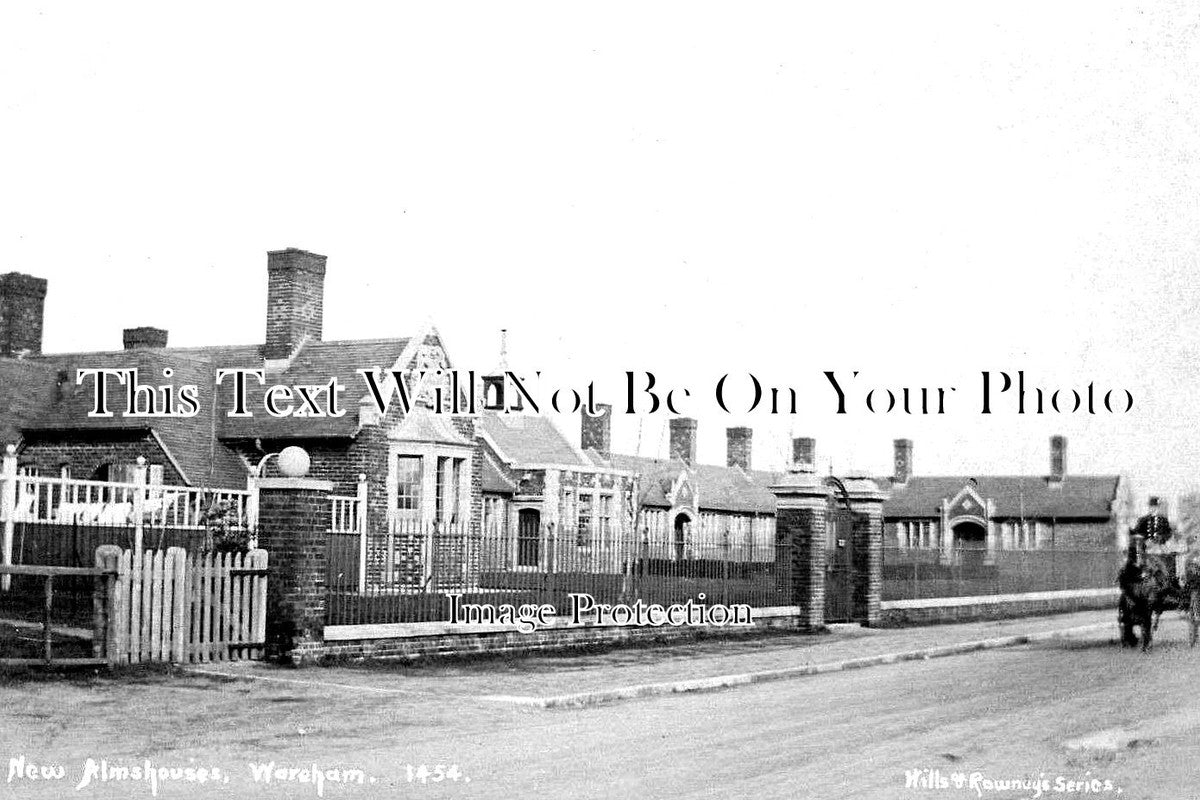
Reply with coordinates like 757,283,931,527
256,476,332,664
771,463,831,631
843,476,887,627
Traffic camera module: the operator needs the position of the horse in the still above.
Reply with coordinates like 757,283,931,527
1184,554,1200,648
1119,559,1170,652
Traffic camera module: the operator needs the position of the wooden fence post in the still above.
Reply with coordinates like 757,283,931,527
356,473,368,592
1,444,16,592
42,573,54,664
132,457,146,556
158,548,172,661
129,548,143,662
113,549,132,665
168,547,187,663
187,550,200,662
246,474,260,549
94,545,121,662
249,548,268,660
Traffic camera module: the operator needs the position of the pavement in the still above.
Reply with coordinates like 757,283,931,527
11,607,1200,799
189,609,1118,707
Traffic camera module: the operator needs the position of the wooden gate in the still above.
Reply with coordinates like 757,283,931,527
825,506,857,623
96,546,268,665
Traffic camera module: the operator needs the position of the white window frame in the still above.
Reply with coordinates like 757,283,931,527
386,442,473,528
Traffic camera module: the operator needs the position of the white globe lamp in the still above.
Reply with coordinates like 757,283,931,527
277,446,311,478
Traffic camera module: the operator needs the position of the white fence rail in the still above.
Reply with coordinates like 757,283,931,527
0,449,255,587
328,477,369,592
96,545,268,665
11,475,251,529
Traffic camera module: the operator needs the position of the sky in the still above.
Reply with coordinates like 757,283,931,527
1,3,1199,510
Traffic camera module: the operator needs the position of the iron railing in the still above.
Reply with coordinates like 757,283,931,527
325,524,791,625
882,545,1122,601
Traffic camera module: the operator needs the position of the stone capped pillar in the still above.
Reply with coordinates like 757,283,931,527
255,476,332,663
771,464,831,630
842,475,887,627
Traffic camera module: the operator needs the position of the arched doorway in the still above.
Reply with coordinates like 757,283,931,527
517,509,541,568
673,513,692,561
952,521,987,573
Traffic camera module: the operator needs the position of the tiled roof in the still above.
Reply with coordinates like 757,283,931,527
20,348,256,488
0,358,59,445
7,336,413,487
479,414,591,467
882,475,1120,520
603,452,781,514
481,455,517,494
218,338,411,439
152,422,249,490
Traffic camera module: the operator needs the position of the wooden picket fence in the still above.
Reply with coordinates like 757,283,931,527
95,545,268,665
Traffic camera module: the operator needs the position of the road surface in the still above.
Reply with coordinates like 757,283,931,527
2,614,1198,799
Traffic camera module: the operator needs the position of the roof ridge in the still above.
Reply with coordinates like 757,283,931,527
37,335,413,360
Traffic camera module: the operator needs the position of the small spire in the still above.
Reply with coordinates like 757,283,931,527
498,328,509,371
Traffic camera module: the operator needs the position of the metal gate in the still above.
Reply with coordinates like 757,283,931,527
825,505,857,623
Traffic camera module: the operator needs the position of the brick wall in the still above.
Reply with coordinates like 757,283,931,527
726,427,752,470
1052,521,1119,550
777,506,824,630
315,613,802,663
255,480,331,663
0,272,48,357
878,588,1118,627
264,249,325,360
850,502,883,626
580,404,612,456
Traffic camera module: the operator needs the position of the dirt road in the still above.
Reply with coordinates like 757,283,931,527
2,613,1198,799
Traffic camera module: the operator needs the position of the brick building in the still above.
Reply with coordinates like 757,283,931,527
0,249,481,587
596,418,780,564
882,436,1134,565
0,249,1133,596
477,411,637,573
478,407,782,574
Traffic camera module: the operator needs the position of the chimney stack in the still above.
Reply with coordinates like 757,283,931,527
792,437,816,470
265,248,327,362
0,272,48,358
893,438,913,484
669,418,697,464
1050,435,1067,482
726,427,752,470
123,326,168,350
581,403,612,457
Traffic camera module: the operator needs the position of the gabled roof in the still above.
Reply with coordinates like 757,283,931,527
479,414,592,467
388,407,471,446
219,337,412,440
482,455,518,494
153,421,250,490
21,347,255,488
882,475,1120,520
602,452,780,514
8,335,415,488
